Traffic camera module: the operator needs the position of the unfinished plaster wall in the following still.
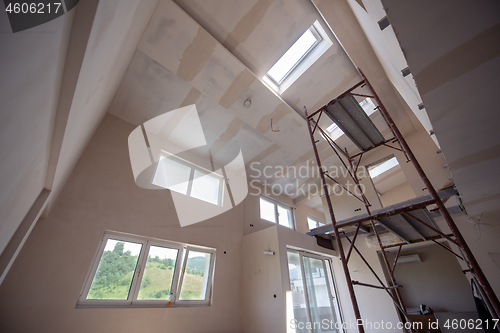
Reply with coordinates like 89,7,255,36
0,12,72,256
435,211,500,299
346,0,432,137
242,179,336,333
0,114,243,333
242,226,284,333
332,235,404,333
47,0,159,213
380,181,415,208
382,0,500,300
386,244,476,313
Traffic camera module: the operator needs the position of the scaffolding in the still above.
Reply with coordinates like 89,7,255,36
305,68,500,333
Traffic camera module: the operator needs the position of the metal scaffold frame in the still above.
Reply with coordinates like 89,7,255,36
304,68,500,333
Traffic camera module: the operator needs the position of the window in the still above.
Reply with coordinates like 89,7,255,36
324,98,377,142
287,250,343,332
263,21,332,93
359,98,377,116
259,196,294,229
78,233,215,307
152,154,223,206
325,122,344,141
307,216,326,230
368,156,399,178
266,26,322,85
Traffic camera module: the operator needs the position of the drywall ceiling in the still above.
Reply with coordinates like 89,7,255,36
48,0,159,212
0,0,436,263
381,0,500,216
0,11,72,255
107,0,422,212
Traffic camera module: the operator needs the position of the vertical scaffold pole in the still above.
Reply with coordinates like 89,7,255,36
344,152,411,328
305,106,365,333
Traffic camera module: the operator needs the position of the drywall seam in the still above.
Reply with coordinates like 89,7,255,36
244,143,281,168
414,23,500,96
179,87,202,107
256,103,291,133
177,27,217,82
448,143,500,171
219,69,256,109
223,0,274,53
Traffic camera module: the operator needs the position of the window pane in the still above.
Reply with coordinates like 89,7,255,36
190,170,221,205
137,246,179,300
152,155,191,194
260,198,276,222
287,251,309,333
179,250,213,300
303,256,338,332
278,205,293,228
368,156,399,178
87,239,142,300
360,98,377,116
307,217,318,230
267,28,318,83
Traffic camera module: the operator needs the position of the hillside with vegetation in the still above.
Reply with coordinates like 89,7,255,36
87,242,205,300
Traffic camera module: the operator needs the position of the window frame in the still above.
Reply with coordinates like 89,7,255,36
259,196,295,230
265,25,323,87
175,246,216,306
152,151,224,206
130,239,183,307
77,232,216,308
307,215,326,230
286,249,344,333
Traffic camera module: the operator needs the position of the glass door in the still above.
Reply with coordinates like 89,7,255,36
287,250,342,333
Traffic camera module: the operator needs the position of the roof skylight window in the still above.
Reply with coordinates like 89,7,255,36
262,21,332,93
267,26,322,85
326,123,344,141
359,98,377,116
324,98,377,142
368,157,399,178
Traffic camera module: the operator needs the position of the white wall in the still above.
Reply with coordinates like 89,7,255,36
242,183,339,332
0,10,72,256
382,0,500,303
386,243,476,312
242,226,285,333
380,181,415,208
0,114,244,333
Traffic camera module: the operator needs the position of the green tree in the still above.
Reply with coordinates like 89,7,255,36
87,242,139,299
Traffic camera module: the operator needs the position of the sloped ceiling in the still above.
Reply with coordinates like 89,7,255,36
1,0,429,265
381,0,500,216
108,0,421,213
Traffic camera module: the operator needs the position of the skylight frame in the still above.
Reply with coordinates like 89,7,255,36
266,25,323,87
